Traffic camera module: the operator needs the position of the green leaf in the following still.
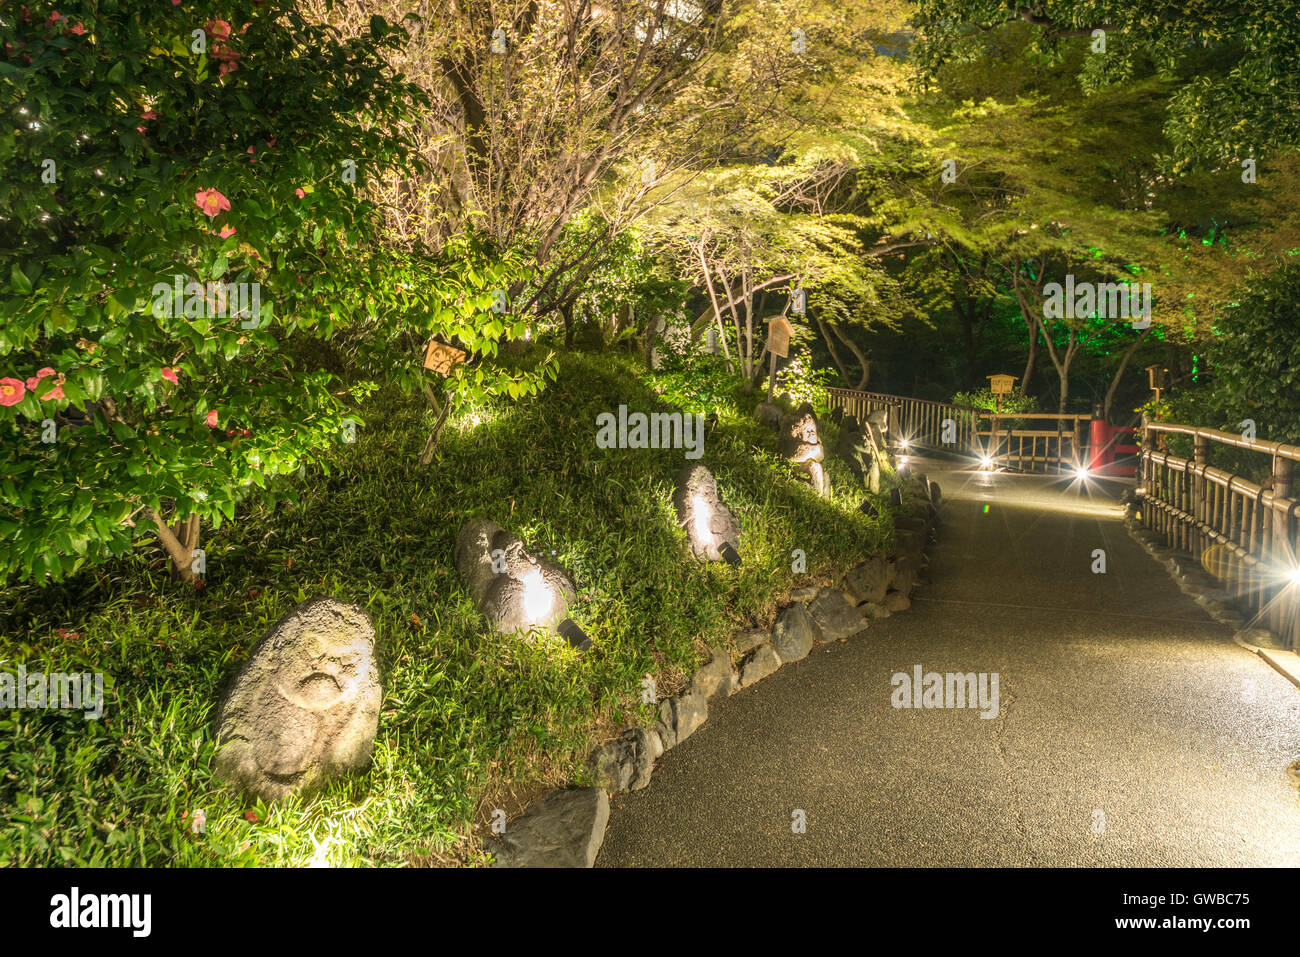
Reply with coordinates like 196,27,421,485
9,264,32,295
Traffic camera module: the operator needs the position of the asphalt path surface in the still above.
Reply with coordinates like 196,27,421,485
596,463,1300,866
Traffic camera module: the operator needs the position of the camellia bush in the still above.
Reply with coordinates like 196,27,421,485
0,1,542,583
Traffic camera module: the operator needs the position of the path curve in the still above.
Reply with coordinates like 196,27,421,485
596,462,1300,866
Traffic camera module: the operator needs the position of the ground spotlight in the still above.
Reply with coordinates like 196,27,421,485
980,455,993,470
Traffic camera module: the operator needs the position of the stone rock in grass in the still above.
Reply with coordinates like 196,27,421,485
215,597,381,804
738,643,781,687
843,555,890,605
588,727,658,794
779,404,830,496
692,650,739,700
807,588,866,642
778,405,825,465
771,604,821,661
454,519,577,639
788,585,819,603
673,465,743,564
488,788,609,868
656,689,708,750
835,415,875,487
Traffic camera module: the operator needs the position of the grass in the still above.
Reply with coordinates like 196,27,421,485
0,350,892,866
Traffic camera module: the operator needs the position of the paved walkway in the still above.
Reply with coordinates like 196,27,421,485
597,462,1300,866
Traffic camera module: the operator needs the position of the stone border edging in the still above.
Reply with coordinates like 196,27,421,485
484,473,942,867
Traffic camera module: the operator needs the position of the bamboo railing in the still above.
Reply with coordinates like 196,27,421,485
1141,423,1300,651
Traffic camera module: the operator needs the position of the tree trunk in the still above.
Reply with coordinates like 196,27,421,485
1103,326,1151,421
832,322,869,390
561,300,575,348
816,315,850,385
150,508,200,583
1020,314,1038,398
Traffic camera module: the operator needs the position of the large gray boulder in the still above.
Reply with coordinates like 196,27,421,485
807,588,867,642
771,604,821,662
488,788,610,868
673,465,742,563
656,689,708,750
455,519,578,638
691,650,739,700
215,597,382,803
843,555,891,605
738,643,781,686
588,727,659,793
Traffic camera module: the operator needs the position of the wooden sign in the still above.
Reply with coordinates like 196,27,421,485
424,340,467,375
1146,364,1168,400
768,317,793,358
987,373,1017,396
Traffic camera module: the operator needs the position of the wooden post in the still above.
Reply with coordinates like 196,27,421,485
1193,433,1209,558
767,350,777,402
1140,415,1155,535
1270,455,1297,650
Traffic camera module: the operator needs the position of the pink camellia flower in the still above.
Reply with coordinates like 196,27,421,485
217,225,236,239
161,367,179,385
68,21,85,35
0,378,26,406
141,110,158,121
194,188,231,218
172,0,181,5
26,367,64,401
206,20,232,41
46,10,63,27
205,409,219,428
295,188,305,199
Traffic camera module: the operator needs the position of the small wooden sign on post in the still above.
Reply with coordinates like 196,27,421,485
424,340,468,375
987,373,1017,413
766,317,793,401
1146,364,1168,401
